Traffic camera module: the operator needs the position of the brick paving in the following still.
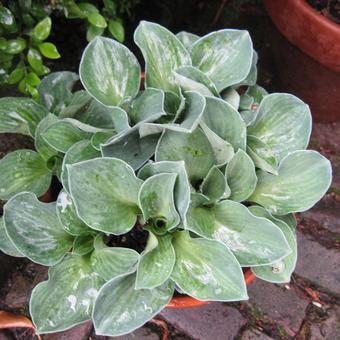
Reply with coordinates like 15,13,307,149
0,121,339,340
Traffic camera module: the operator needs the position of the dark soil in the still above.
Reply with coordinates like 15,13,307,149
307,0,340,23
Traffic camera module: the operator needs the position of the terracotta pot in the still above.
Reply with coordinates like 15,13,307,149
167,268,256,309
263,0,340,72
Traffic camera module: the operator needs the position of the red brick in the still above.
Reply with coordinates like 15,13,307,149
42,321,92,340
295,232,340,296
247,280,309,335
161,303,246,340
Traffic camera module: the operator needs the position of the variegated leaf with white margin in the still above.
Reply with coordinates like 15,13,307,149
38,71,79,114
0,150,52,200
156,128,215,185
249,206,297,283
171,231,247,301
136,231,175,289
226,149,257,202
72,233,95,256
128,88,165,125
4,192,73,266
190,192,211,207
248,150,332,215
235,50,258,87
186,200,291,266
173,66,219,96
134,21,191,94
247,135,278,175
0,217,23,257
200,122,234,166
101,128,160,170
274,213,297,230
138,173,180,233
93,273,174,336
61,140,101,193
59,90,92,119
90,237,139,281
138,161,190,226
220,88,240,111
80,37,141,106
248,93,312,161
139,91,205,137
246,84,268,104
68,158,143,234
202,96,246,151
56,190,91,236
176,31,199,50
34,114,60,161
201,166,228,202
41,120,92,153
0,97,48,136
30,254,104,334
76,99,130,132
190,29,253,91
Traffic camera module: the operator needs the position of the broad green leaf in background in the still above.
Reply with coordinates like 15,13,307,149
61,140,100,192
33,17,51,41
93,274,174,336
0,217,23,257
173,66,218,96
201,166,228,202
41,120,92,153
7,38,26,54
68,158,142,234
171,231,247,301
274,213,297,230
0,6,17,32
248,93,312,161
139,173,180,233
30,254,104,333
86,25,105,41
187,200,291,266
88,12,107,28
0,97,48,136
202,96,246,151
4,192,72,265
247,135,278,175
134,21,191,94
80,37,140,106
138,160,190,226
27,48,44,74
0,150,51,200
38,42,61,59
156,128,215,185
249,206,297,283
190,192,210,207
176,31,199,50
226,150,257,202
136,232,175,289
249,150,332,215
38,71,79,114
128,88,165,125
191,29,253,91
200,122,234,166
108,19,125,42
56,190,91,236
34,114,60,161
91,245,139,281
101,128,160,170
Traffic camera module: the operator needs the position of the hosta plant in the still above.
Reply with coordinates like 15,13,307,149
0,21,332,337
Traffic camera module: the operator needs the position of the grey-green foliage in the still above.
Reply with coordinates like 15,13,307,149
0,21,332,337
